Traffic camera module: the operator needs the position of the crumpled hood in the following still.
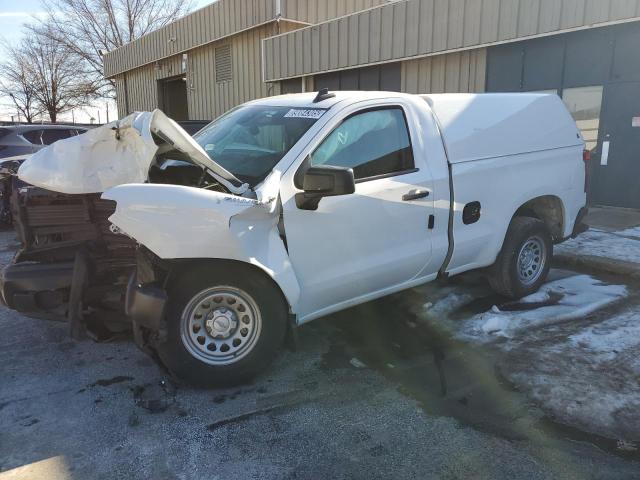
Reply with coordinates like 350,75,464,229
17,110,249,195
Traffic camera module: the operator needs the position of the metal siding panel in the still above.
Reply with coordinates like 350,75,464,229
264,38,274,82
447,0,465,49
303,28,312,74
474,48,487,92
402,60,417,93
538,0,562,33
349,14,359,66
459,50,471,91
312,25,322,73
358,11,371,64
392,2,407,59
369,7,382,63
433,0,449,51
431,55,446,93
380,5,394,60
445,53,461,92
418,0,434,53
317,0,327,23
281,34,289,78
498,0,520,40
611,0,638,20
232,35,240,106
585,0,611,23
517,0,540,37
561,0,587,28
272,36,281,80
338,18,349,68
480,0,501,43
294,30,304,77
405,0,420,56
463,0,482,46
329,21,339,70
418,57,432,93
327,0,337,21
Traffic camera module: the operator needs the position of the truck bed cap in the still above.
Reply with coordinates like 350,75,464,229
422,93,584,164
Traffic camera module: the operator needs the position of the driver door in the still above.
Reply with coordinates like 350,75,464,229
281,102,434,321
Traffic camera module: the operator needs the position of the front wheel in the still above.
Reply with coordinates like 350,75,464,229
157,263,288,387
488,217,553,299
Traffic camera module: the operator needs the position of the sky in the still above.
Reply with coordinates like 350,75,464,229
0,0,215,123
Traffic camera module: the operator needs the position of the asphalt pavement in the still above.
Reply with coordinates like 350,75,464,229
0,230,639,480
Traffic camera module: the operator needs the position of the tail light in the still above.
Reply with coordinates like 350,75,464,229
583,149,591,194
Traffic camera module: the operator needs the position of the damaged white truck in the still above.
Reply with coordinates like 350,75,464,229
0,91,589,385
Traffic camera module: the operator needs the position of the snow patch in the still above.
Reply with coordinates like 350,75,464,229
465,275,627,340
556,226,640,265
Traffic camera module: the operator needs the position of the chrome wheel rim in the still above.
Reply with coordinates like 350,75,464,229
180,286,262,366
517,236,546,286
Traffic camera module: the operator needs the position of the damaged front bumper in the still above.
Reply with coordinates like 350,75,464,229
124,248,171,353
0,261,73,314
126,278,167,334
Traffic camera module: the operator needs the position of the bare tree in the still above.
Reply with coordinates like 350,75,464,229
18,25,97,122
31,0,191,97
0,41,45,123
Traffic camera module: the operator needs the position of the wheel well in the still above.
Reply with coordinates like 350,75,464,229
168,258,291,310
514,196,564,241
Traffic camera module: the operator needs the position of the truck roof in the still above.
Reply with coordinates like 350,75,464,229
244,90,410,109
422,93,584,164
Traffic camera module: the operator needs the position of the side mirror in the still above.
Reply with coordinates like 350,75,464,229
295,165,355,210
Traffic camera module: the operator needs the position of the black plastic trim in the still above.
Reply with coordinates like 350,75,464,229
354,168,420,184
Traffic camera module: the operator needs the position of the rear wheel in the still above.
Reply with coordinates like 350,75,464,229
489,217,553,299
157,263,288,387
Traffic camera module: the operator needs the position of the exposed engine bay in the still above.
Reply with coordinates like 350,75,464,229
3,156,222,338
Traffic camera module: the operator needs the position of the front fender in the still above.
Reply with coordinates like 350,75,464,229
102,184,301,310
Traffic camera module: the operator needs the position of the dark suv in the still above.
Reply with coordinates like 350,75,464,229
0,124,88,160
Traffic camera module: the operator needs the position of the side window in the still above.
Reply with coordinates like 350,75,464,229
41,129,73,145
22,130,43,145
310,108,414,180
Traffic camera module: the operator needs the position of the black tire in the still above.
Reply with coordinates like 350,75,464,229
488,216,553,299
157,262,288,387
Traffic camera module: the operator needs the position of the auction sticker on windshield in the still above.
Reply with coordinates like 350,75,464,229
284,109,325,119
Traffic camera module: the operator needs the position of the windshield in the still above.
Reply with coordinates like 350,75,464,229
193,105,325,186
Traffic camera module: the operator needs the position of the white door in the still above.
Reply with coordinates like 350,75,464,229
281,105,434,321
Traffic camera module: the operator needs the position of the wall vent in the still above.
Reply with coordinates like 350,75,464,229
215,45,232,83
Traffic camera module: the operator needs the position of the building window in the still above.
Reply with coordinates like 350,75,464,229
562,86,603,152
215,45,232,83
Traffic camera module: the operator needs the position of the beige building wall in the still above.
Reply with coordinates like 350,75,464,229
264,0,640,82
105,0,278,78
401,48,486,94
280,0,388,24
113,22,301,120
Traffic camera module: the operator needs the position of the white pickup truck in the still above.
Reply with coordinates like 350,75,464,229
8,90,588,385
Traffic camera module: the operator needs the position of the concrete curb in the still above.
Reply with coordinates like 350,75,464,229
554,253,640,280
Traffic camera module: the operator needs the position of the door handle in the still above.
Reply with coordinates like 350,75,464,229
402,189,430,201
